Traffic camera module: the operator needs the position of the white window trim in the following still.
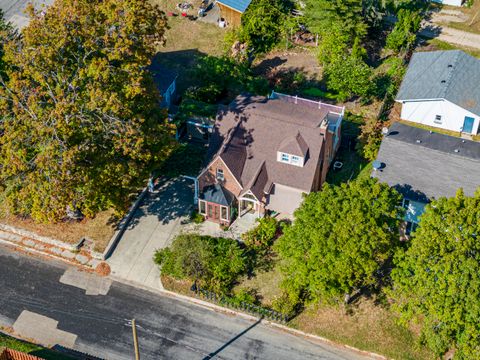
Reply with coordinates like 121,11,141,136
216,168,224,181
220,206,229,221
199,200,207,215
280,153,290,163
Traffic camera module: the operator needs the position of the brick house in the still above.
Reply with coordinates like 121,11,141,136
196,92,344,225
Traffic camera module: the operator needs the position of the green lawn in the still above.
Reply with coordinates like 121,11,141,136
291,301,435,360
327,115,372,186
0,332,74,360
419,37,480,59
150,0,226,92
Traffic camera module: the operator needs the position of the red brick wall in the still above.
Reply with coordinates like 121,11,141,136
198,157,242,197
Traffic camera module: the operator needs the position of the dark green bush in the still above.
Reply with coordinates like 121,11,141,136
242,217,279,254
155,233,247,294
186,55,268,104
190,210,205,224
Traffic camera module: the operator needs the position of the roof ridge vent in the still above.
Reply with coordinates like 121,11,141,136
441,51,462,96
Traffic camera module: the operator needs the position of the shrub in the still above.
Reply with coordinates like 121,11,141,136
239,0,290,54
242,217,278,253
186,55,268,104
154,234,247,294
232,288,259,306
357,117,385,161
385,9,422,53
324,53,373,101
190,210,204,224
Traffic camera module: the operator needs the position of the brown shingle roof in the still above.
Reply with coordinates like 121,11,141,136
208,94,340,193
278,132,309,158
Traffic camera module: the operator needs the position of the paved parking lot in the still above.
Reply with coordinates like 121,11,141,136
107,178,194,290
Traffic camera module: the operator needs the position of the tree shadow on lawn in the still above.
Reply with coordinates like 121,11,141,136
151,49,208,93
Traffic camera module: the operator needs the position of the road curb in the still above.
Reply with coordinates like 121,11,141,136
102,187,148,260
109,275,387,360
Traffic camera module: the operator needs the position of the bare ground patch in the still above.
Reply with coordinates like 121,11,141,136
291,299,435,360
0,210,117,253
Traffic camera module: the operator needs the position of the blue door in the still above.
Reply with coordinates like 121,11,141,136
463,116,475,134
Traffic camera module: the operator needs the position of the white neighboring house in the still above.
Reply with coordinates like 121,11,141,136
431,0,463,6
396,50,480,135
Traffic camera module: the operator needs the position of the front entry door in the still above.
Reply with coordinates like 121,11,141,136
207,203,220,221
463,116,475,134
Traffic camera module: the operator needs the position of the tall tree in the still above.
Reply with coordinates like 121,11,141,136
391,190,480,359
275,178,402,305
304,0,368,41
0,0,174,222
0,9,15,79
239,0,289,53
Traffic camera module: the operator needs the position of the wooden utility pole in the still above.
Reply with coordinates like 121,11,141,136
132,318,140,360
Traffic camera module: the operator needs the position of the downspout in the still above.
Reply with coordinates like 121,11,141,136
182,175,199,205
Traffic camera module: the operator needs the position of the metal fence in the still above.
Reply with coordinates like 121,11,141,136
192,286,290,323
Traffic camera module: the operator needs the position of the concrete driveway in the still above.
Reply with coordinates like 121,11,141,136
0,0,53,29
107,177,194,291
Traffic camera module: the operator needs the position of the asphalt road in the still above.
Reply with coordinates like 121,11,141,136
0,246,371,360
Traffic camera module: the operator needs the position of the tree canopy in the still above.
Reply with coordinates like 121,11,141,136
304,0,367,41
275,178,402,305
155,233,247,294
391,190,480,359
0,0,174,222
239,0,290,53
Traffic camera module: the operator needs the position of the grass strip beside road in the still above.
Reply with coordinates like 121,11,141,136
0,332,74,360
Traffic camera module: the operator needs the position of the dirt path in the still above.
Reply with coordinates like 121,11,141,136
419,7,480,51
419,24,480,50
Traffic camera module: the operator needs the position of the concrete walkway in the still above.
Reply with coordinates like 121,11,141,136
107,178,193,291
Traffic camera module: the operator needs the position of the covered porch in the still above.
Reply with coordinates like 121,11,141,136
198,184,235,225
238,191,263,218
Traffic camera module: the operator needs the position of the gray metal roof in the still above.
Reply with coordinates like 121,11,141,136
200,184,234,206
396,50,480,116
372,122,480,201
0,0,53,29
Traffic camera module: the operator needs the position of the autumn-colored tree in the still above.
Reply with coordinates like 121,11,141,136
0,0,174,222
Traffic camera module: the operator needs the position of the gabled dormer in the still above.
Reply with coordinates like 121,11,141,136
277,132,309,167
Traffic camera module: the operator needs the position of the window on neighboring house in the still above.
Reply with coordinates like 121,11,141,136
280,153,290,163
216,168,224,181
199,201,206,215
434,115,442,124
405,221,418,236
220,206,228,221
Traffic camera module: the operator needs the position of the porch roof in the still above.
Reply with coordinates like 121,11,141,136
200,184,235,206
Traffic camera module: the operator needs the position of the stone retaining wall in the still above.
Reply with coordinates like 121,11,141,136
0,224,102,268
